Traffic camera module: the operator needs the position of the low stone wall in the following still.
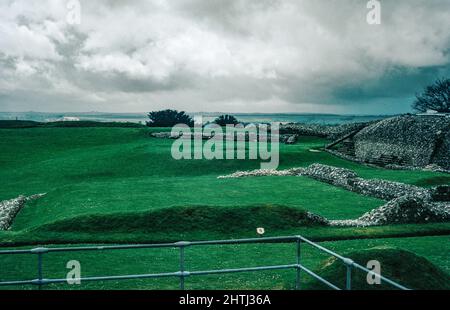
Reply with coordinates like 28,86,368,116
280,122,371,140
151,132,299,144
219,164,433,202
348,178,431,201
150,132,179,139
218,168,304,179
330,196,450,227
431,186,450,202
218,164,450,227
0,194,46,230
295,164,448,226
300,164,431,201
300,164,357,189
305,211,329,226
432,129,450,169
280,134,298,144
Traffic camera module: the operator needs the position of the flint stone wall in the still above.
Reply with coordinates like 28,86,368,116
280,122,370,140
348,178,431,201
431,186,450,202
300,164,357,189
0,194,46,230
353,115,450,169
152,132,299,144
300,164,431,201
331,196,450,227
220,163,433,202
218,168,304,179
218,164,448,227
432,129,450,169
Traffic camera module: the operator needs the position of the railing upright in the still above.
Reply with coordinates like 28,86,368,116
295,238,301,290
30,247,48,290
176,241,189,290
38,253,43,290
343,258,354,290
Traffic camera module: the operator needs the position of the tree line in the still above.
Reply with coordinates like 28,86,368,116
147,111,239,127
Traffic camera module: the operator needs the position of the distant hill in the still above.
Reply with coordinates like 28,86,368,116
0,111,392,125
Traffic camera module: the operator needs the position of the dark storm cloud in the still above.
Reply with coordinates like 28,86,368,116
0,0,449,113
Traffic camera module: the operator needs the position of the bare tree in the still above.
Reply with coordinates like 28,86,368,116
412,78,450,113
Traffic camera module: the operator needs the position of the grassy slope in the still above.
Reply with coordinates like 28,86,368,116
0,235,448,290
0,127,449,243
303,248,450,290
0,126,449,289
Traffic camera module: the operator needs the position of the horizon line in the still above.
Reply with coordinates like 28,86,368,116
0,111,404,117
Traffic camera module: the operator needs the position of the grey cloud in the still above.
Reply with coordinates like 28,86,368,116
0,0,449,113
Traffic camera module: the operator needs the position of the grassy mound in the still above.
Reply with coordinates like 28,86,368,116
35,205,325,234
304,247,450,290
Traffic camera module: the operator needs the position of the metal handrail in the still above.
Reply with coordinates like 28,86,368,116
0,235,410,290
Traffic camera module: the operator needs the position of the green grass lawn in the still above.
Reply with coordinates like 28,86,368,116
0,126,449,289
1,127,448,235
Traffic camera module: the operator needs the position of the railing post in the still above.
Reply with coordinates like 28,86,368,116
31,248,48,290
180,246,185,290
175,241,190,290
295,237,301,290
37,253,43,290
343,258,354,290
346,265,352,290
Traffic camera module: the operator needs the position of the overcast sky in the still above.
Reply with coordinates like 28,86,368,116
0,0,449,114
